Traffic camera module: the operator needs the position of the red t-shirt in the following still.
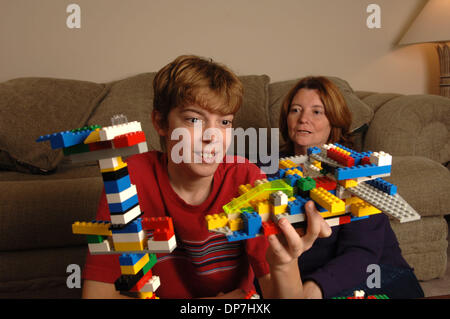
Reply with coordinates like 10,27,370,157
82,151,270,298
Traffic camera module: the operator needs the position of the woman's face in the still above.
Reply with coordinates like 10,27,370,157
287,88,331,155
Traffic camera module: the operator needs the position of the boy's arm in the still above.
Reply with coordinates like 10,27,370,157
258,201,331,299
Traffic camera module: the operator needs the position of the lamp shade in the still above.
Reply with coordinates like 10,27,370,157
398,0,450,45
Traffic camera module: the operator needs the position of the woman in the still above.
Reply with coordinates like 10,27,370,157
275,76,424,299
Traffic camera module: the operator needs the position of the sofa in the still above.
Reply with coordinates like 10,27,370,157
0,73,449,298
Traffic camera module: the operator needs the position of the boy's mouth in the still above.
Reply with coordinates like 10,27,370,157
194,151,217,163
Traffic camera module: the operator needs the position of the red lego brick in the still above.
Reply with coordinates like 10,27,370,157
313,176,337,191
153,227,175,241
361,156,371,165
327,148,355,167
339,215,351,225
88,140,113,151
142,217,174,233
113,131,146,148
262,220,280,236
130,269,153,292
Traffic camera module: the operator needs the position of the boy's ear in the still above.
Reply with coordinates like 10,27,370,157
151,109,167,137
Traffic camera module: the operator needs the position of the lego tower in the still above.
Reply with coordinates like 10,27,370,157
37,115,176,298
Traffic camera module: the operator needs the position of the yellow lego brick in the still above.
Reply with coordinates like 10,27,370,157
72,221,112,236
350,201,382,217
120,254,150,275
334,147,350,156
344,196,364,206
205,213,228,230
320,210,348,218
312,160,322,169
229,218,243,231
271,204,288,215
114,240,145,252
310,187,345,214
100,158,127,173
251,199,270,215
238,184,252,195
338,179,358,188
279,159,297,169
83,128,101,144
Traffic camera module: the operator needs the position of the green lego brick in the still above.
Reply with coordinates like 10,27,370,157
86,234,107,244
63,143,90,156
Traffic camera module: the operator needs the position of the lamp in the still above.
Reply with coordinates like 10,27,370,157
398,0,450,98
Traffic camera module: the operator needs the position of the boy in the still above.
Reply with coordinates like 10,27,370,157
82,55,330,298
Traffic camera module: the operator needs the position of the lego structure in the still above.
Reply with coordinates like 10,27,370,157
206,143,421,242
332,290,389,299
37,115,176,299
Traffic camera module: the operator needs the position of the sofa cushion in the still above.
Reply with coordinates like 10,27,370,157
384,156,450,218
268,76,374,135
390,216,448,281
0,77,109,173
88,73,272,154
364,94,450,165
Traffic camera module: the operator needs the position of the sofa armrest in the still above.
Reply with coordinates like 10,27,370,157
363,94,450,165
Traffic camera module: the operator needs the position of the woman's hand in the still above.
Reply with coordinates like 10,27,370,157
266,200,332,271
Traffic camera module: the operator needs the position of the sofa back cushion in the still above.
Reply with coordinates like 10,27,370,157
0,78,108,173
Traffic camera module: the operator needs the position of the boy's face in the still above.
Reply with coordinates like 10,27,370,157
153,95,234,179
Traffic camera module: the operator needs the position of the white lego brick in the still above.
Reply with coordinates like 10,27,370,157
106,184,137,204
88,239,112,254
325,216,340,227
139,276,161,293
99,121,142,141
370,151,392,166
354,290,365,298
110,205,142,225
273,212,305,224
270,191,288,206
99,157,123,170
111,230,145,243
147,234,177,253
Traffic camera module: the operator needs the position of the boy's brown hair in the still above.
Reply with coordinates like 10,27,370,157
153,55,243,150
279,76,353,154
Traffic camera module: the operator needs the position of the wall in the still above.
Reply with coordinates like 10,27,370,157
0,0,440,95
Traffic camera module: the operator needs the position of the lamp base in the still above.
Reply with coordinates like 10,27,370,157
437,43,450,98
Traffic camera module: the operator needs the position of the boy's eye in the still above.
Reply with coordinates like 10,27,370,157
187,117,200,124
221,120,232,126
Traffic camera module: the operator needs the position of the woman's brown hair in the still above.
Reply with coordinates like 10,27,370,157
279,76,353,154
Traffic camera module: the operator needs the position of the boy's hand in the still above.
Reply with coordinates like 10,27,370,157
266,200,331,271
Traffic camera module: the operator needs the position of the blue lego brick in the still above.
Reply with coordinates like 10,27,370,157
108,194,139,213
104,175,131,194
36,129,94,149
111,218,143,234
335,164,391,180
350,215,370,222
365,178,397,195
284,173,302,187
307,146,322,155
119,253,147,266
226,230,253,242
242,211,262,237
